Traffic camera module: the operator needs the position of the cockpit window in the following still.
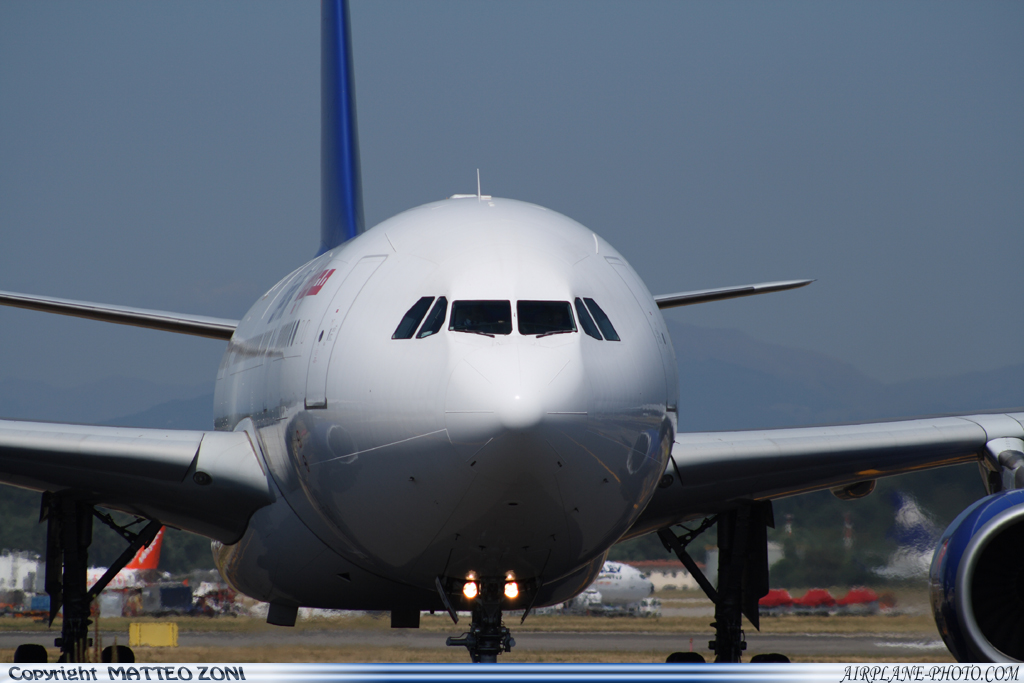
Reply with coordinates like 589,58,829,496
583,298,620,341
574,298,602,340
416,296,448,338
392,296,434,339
517,301,576,336
449,300,512,336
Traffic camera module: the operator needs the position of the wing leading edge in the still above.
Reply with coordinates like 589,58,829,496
628,411,1024,537
0,290,238,340
0,419,273,543
653,279,813,309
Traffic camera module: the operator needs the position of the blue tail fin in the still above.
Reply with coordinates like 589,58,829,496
320,0,364,254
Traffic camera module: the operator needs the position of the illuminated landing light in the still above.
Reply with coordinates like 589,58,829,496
463,581,479,600
504,582,519,599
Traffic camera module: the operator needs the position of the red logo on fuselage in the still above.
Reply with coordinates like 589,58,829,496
300,269,336,298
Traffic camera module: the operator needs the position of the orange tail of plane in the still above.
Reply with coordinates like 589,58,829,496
125,526,164,571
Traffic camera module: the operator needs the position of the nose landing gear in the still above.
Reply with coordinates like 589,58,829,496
446,601,515,663
441,577,518,663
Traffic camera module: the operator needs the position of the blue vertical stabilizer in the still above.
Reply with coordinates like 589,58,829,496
320,0,364,254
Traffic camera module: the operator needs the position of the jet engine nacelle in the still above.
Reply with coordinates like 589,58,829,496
930,488,1024,662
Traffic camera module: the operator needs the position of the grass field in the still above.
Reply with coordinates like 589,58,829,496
0,611,940,636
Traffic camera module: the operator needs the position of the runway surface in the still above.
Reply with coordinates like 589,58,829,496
0,629,948,658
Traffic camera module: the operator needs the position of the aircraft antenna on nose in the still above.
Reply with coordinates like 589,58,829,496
449,170,491,201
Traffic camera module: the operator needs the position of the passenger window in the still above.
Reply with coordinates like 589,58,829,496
574,298,602,340
583,298,620,341
450,300,512,336
392,297,434,339
517,301,576,336
416,297,448,338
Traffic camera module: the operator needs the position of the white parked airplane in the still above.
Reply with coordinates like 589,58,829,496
1,0,1022,666
589,561,654,607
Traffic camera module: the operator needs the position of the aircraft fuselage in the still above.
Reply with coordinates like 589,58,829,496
211,197,678,610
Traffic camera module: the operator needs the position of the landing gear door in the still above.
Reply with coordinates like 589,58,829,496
305,255,386,409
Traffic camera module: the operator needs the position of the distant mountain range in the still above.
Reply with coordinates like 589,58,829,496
0,376,212,427
667,320,1022,431
98,394,214,430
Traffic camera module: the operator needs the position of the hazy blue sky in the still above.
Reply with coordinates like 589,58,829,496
0,1,1021,392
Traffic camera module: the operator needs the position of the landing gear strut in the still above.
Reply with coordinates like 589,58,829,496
445,583,515,663
36,493,160,663
660,501,786,663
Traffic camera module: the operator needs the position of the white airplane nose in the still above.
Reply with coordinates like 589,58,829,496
445,342,586,455
439,340,595,582
496,391,545,432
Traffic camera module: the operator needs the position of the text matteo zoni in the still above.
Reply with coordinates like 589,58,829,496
7,666,245,682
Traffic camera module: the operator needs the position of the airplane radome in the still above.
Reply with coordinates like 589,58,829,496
1,0,1023,667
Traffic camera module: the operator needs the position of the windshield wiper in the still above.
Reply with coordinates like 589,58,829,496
537,329,573,338
455,329,495,338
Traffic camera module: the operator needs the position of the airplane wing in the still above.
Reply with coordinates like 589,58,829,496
653,279,813,309
628,411,1024,536
0,419,273,543
0,290,238,340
